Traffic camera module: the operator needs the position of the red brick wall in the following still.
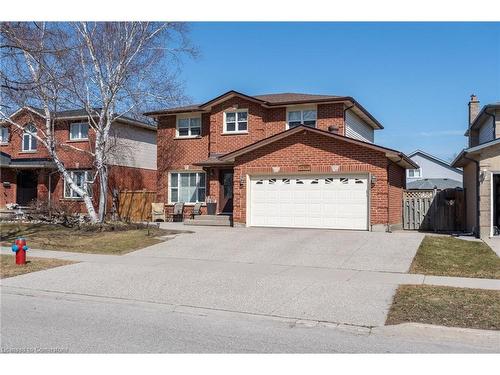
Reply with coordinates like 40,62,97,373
387,161,406,225
231,130,394,226
1,109,157,215
155,98,347,208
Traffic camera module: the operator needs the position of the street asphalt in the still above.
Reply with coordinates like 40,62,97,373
1,225,499,352
2,287,499,353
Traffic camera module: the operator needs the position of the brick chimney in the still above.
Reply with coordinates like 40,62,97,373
468,94,480,126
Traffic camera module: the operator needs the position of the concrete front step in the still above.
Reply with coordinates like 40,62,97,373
184,215,232,227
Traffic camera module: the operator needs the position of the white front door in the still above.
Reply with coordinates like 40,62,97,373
249,175,369,230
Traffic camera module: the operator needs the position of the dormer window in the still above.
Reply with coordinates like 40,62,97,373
287,107,317,129
70,122,89,140
223,109,248,133
22,123,37,151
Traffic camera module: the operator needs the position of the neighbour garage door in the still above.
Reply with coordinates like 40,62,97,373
249,175,368,230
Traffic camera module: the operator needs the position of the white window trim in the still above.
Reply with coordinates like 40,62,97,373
0,127,9,144
286,105,317,129
176,113,202,138
168,171,207,205
64,170,92,199
223,109,249,134
22,124,37,151
408,168,422,178
69,122,89,140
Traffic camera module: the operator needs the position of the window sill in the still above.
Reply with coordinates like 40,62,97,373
221,132,248,136
19,150,38,154
0,142,9,146
174,136,202,140
67,139,89,143
167,203,206,206
60,198,84,202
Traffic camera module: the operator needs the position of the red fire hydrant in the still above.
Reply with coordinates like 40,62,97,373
11,237,29,265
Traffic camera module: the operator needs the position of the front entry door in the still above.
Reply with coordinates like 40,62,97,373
219,170,233,214
16,170,38,206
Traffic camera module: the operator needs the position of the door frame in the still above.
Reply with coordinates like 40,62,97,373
246,172,371,230
16,169,38,206
490,171,500,237
218,169,234,214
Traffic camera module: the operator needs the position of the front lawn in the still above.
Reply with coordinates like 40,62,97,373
1,254,75,278
386,285,500,330
409,235,500,279
0,222,184,254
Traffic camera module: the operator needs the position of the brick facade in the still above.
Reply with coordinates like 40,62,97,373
0,109,156,215
154,94,407,227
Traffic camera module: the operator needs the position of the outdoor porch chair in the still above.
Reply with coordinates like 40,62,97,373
191,202,203,219
171,202,185,222
151,203,166,222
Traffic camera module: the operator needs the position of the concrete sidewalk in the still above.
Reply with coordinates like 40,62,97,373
2,246,500,291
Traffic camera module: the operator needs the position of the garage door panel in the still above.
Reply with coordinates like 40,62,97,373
250,175,368,230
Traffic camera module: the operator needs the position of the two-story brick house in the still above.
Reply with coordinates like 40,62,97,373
452,95,500,238
147,90,416,231
0,107,157,213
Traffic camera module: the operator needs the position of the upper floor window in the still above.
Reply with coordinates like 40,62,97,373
177,115,201,138
408,168,422,178
22,124,37,151
287,108,317,129
224,110,248,133
64,170,92,199
70,122,89,140
0,127,9,144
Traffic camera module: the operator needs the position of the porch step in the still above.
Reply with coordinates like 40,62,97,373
184,215,232,227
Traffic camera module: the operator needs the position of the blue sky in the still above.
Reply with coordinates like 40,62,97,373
178,22,500,161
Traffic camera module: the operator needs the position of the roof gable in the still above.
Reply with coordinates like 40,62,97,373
408,150,462,174
219,125,416,168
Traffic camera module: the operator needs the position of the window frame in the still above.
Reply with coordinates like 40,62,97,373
69,122,89,141
22,123,37,152
286,106,317,129
223,109,248,134
0,126,9,144
176,114,202,138
408,168,422,178
168,171,207,205
64,170,93,199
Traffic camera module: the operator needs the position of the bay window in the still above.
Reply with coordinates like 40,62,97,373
287,108,317,129
224,110,248,133
70,122,89,140
177,116,201,138
64,170,93,199
169,172,206,204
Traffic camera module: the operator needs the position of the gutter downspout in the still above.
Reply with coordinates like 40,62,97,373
463,153,480,238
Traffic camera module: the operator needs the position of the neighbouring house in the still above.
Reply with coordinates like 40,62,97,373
146,90,417,231
406,150,463,190
0,107,157,214
452,95,500,238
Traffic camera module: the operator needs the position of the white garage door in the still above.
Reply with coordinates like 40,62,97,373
249,175,368,230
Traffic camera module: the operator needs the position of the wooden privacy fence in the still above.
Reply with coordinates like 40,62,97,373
118,190,156,222
403,188,465,232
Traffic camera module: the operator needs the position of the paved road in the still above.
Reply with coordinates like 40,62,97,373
2,287,498,353
1,227,425,327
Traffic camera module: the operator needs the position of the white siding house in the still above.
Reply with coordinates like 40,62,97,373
345,109,374,143
407,150,463,189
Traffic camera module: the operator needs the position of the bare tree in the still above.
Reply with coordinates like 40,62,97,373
1,22,194,223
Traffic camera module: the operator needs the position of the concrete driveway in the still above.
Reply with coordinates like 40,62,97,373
1,225,425,327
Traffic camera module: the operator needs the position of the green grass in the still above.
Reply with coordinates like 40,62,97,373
410,235,500,279
1,254,75,278
0,222,184,254
386,285,500,331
